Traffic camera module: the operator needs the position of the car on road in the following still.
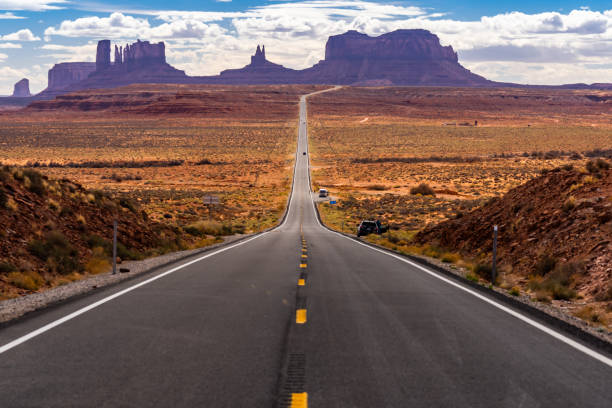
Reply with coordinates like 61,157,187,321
303,152,306,155
318,188,329,198
357,220,388,237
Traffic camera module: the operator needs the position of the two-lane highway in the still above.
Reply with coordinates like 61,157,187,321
1,88,610,407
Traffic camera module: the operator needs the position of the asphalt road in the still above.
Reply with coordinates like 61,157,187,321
0,89,611,407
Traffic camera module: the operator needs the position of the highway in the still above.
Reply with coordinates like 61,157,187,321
0,89,611,407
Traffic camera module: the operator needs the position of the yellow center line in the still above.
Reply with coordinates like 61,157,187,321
301,254,307,258
290,392,308,408
298,278,305,286
299,263,307,268
296,309,307,324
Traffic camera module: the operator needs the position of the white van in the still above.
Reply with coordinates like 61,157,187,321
318,188,329,198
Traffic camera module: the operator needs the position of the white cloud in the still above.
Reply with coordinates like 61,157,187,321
0,1,67,11
0,12,24,19
39,42,97,61
0,52,7,61
0,42,22,48
1,29,41,41
0,64,50,95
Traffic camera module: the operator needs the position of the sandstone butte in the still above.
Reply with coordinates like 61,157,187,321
5,29,612,103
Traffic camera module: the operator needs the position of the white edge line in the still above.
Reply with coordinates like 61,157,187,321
0,89,329,356
0,232,271,355
303,95,612,369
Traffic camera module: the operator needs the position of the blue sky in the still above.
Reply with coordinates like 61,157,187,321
1,1,611,94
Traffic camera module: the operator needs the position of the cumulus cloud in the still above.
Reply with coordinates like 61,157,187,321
0,52,7,61
0,1,67,11
0,42,22,48
0,12,24,19
0,29,40,41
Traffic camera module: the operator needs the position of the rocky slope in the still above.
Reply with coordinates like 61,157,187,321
0,166,184,298
416,161,612,302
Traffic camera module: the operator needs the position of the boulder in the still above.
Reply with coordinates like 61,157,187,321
12,78,31,97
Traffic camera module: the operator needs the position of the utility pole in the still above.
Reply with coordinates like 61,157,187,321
112,220,117,275
492,225,498,284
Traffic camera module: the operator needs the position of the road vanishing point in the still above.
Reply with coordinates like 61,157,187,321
1,89,611,407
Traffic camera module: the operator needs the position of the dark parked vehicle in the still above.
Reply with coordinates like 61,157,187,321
357,220,388,237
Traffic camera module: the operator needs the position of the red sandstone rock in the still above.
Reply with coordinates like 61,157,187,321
12,78,31,97
96,40,111,71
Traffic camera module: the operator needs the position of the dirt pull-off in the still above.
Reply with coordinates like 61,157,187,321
416,162,612,302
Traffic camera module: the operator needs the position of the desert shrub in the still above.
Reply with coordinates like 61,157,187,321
410,183,436,196
367,184,386,191
59,206,74,217
185,220,225,236
534,254,557,276
28,231,80,275
0,186,6,208
586,159,605,173
0,166,10,182
85,247,111,275
595,158,610,170
85,234,112,255
8,271,45,291
465,273,479,282
119,198,137,213
441,252,460,263
117,242,141,261
0,261,17,273
582,175,596,184
531,261,581,300
473,263,492,280
561,164,574,171
22,169,46,196
562,196,576,212
509,286,520,296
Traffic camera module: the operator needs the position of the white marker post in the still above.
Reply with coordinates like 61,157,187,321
492,225,498,284
112,220,117,275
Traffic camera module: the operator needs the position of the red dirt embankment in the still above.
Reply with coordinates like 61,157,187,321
0,166,180,298
416,163,612,301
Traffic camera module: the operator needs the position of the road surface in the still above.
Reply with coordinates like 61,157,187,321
0,89,610,407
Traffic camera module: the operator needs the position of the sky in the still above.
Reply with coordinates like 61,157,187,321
0,1,611,94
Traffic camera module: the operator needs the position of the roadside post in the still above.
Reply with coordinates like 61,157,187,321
112,220,117,275
492,225,498,284
202,195,220,220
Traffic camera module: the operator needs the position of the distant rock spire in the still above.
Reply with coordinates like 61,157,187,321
251,44,266,65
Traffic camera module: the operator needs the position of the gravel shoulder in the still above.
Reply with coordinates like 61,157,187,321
0,234,248,324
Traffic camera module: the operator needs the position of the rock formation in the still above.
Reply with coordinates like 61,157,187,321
45,62,96,92
96,40,111,71
213,45,298,84
251,45,266,65
4,29,609,105
12,78,31,97
300,29,491,86
121,40,166,66
66,39,186,91
114,45,122,64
